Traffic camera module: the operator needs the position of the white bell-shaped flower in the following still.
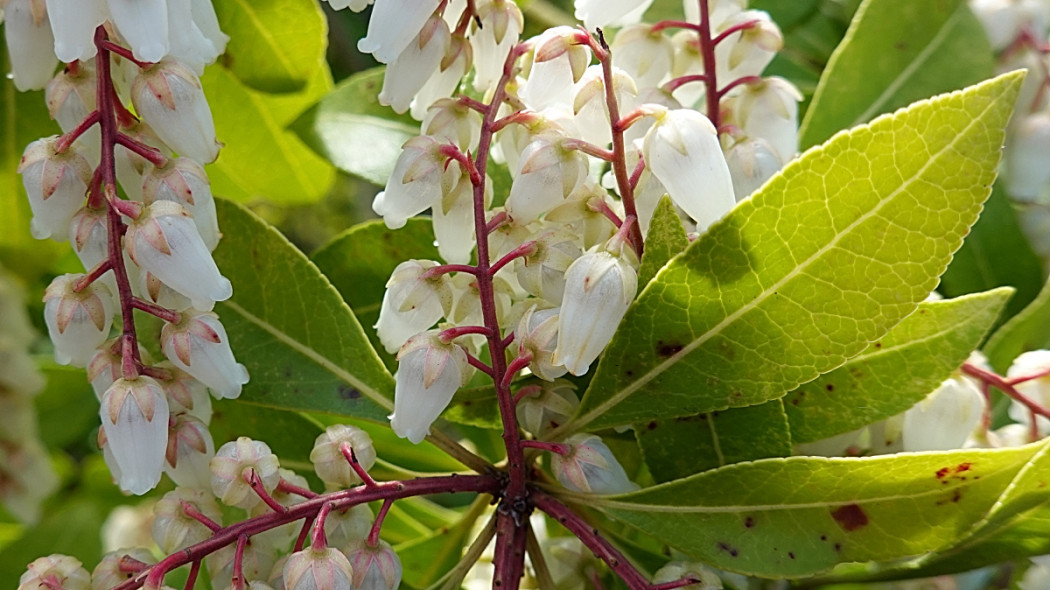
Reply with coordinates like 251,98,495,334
19,136,94,241
724,133,784,200
611,24,674,90
409,33,472,120
515,229,583,304
91,550,156,590
389,331,472,444
139,270,193,312
45,63,98,133
190,0,229,57
553,245,638,376
4,0,59,91
373,135,446,229
431,165,482,265
1005,113,1050,203
520,26,591,112
283,548,354,590
210,437,280,509
105,0,170,62
1007,350,1050,434
164,412,215,489
309,424,377,489
42,274,114,367
68,206,110,278
515,380,578,437
715,10,782,82
161,310,249,399
422,98,483,151
18,555,91,590
729,76,802,163
125,200,231,310
515,305,568,382
166,0,220,74
572,65,638,147
470,0,524,93
374,259,453,354
99,376,170,495
156,361,212,421
574,0,654,31
142,157,220,250
152,487,223,552
44,0,108,62
506,134,588,223
550,433,638,494
357,0,441,63
971,0,1050,51
378,15,451,115
642,106,735,231
132,59,220,164
324,503,373,548
901,375,985,452
346,540,402,590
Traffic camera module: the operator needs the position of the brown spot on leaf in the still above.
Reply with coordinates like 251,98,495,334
647,421,658,431
744,516,755,529
873,342,882,349
338,385,361,400
788,552,795,560
716,542,739,557
830,504,869,532
825,384,834,392
657,341,684,357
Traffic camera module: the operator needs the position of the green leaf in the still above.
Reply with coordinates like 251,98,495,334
204,66,334,205
396,501,486,590
799,0,996,149
565,72,1023,433
292,67,419,186
636,400,792,483
311,218,441,370
0,499,104,587
785,288,1012,444
985,276,1050,373
638,196,689,288
938,185,1045,323
594,441,1050,578
213,199,394,423
213,0,326,93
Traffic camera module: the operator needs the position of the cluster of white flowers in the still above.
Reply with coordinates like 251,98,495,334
0,266,59,524
327,0,801,460
971,0,1050,266
21,427,402,590
5,0,247,496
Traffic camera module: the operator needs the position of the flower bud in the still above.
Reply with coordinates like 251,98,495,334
389,332,473,444
86,340,152,401
430,163,484,265
357,0,440,63
553,249,637,376
409,32,472,120
550,433,638,494
45,62,98,135
207,535,278,590
165,412,215,489
91,549,155,590
156,362,212,422
515,380,578,437
132,59,220,164
374,259,453,354
515,306,568,382
470,0,524,93
377,15,450,115
142,157,221,250
346,540,402,590
283,547,354,590
126,200,231,310
642,107,735,231
901,375,985,452
372,136,446,230
310,424,377,489
19,136,94,241
19,555,91,590
652,562,723,590
325,504,373,549
152,487,223,553
139,270,193,312
4,0,59,91
210,437,281,509
100,376,170,494
573,65,638,147
43,274,114,367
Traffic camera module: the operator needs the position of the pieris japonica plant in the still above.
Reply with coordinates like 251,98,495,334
4,1,1050,590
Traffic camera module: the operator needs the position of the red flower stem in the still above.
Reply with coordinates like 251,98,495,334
597,31,643,257
629,155,646,190
716,75,762,100
440,325,495,342
423,263,478,278
697,0,722,130
712,19,761,45
181,561,200,590
466,353,495,376
492,510,529,590
131,297,181,323
486,211,509,234
111,84,139,128
54,110,101,153
310,502,334,549
533,491,650,590
490,241,538,274
1008,369,1050,385
115,133,169,168
94,27,143,381
180,500,222,532
663,73,710,93
440,144,484,186
511,385,541,405
502,354,532,390
519,440,569,456
230,535,248,590
651,19,702,33
246,469,288,514
564,138,615,161
978,381,992,433
367,498,393,547
125,475,498,590
139,364,172,381
339,442,378,488
589,196,625,227
501,333,515,349
73,259,113,292
118,557,151,574
650,577,704,590
277,478,318,499
292,518,312,553
99,40,152,68
962,362,1050,419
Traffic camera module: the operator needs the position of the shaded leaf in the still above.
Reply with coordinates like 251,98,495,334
985,276,1050,373
786,288,1012,444
638,196,689,288
565,73,1023,433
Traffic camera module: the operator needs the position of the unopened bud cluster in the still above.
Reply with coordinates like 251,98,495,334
5,1,247,496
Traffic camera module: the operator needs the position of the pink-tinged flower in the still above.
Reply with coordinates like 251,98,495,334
44,0,108,62
125,200,231,310
90,549,155,590
284,547,354,590
132,59,220,164
45,62,98,134
99,376,170,495
161,310,249,399
516,306,568,382
553,250,637,376
3,0,58,91
515,380,578,438
210,437,281,509
42,274,114,367
151,487,223,553
86,339,152,401
389,332,472,444
642,106,735,231
346,541,402,590
156,361,212,422
470,0,524,93
19,136,94,241
505,134,588,223
971,0,1049,51
310,424,377,489
372,136,446,230
357,0,441,63
374,259,453,354
550,433,638,494
574,0,654,31
164,412,215,489
18,555,90,590
520,26,592,112
901,375,985,452
105,0,170,62
139,269,193,312
142,157,220,250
